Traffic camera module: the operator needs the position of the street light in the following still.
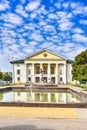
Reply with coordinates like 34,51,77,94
40,68,44,83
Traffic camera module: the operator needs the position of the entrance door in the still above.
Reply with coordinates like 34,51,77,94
35,77,40,83
43,77,47,83
51,77,55,84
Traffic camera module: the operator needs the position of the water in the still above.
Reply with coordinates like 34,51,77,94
0,90,85,103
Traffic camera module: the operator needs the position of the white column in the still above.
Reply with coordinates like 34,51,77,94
12,64,15,84
48,63,50,83
31,63,35,83
40,63,42,82
48,93,51,103
55,63,58,84
55,93,58,103
63,63,66,84
25,63,28,82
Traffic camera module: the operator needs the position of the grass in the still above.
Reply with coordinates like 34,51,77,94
81,85,87,89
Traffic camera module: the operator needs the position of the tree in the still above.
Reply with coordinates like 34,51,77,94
72,49,87,84
2,73,12,81
0,72,3,79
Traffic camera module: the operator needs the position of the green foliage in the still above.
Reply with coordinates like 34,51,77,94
72,49,87,83
0,72,3,79
2,74,12,81
81,85,87,89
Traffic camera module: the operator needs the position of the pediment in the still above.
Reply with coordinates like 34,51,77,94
25,50,66,61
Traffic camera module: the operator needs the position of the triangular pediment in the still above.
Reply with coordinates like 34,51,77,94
25,49,67,61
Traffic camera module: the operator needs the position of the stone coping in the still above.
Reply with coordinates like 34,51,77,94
0,85,87,108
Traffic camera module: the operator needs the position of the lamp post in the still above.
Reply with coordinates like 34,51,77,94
40,68,44,83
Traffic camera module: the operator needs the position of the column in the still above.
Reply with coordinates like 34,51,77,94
40,63,42,82
12,64,15,84
47,63,50,83
55,63,58,84
63,63,66,84
25,63,28,82
48,93,51,103
31,63,34,83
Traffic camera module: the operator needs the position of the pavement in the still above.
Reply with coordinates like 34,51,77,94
0,107,87,130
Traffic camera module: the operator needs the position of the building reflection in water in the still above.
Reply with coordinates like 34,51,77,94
13,91,81,103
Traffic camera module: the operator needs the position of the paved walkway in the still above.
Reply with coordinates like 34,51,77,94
0,107,80,118
0,107,87,129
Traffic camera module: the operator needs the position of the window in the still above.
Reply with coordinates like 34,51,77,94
43,66,47,74
35,77,40,82
60,77,62,81
36,66,40,74
28,69,31,74
17,77,20,81
17,69,20,74
43,77,47,82
60,70,62,75
28,77,31,81
17,64,20,67
51,66,54,74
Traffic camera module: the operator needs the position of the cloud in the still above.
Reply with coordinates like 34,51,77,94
73,28,84,33
62,2,70,9
1,13,23,25
15,5,28,18
3,23,16,29
79,20,87,25
54,3,61,9
25,0,41,11
30,31,44,42
48,13,58,19
72,34,87,43
44,25,56,35
0,0,10,11
59,20,73,31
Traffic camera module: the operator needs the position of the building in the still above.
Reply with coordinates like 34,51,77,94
10,49,73,84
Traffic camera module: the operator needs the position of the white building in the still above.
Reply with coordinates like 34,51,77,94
10,49,73,84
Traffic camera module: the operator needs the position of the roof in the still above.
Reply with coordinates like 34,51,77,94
10,59,24,64
10,49,73,64
25,49,68,60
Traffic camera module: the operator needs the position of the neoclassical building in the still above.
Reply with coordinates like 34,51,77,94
11,49,73,84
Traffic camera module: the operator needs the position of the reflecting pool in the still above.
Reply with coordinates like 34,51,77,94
0,89,85,103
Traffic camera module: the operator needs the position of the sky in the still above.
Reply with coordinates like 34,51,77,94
0,0,87,72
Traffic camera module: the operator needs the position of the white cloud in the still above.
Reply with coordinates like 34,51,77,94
39,42,54,49
0,0,10,11
72,34,87,42
3,23,16,28
79,20,87,25
29,41,38,46
39,21,46,26
15,5,28,18
54,3,61,9
1,13,23,25
44,25,56,34
59,21,73,31
70,2,81,9
30,32,44,42
30,13,37,19
20,0,26,4
48,13,57,19
73,28,84,33
62,2,70,9
25,1,41,11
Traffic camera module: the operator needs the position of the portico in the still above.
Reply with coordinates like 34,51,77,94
25,62,67,84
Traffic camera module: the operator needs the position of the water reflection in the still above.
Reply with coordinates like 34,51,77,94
0,90,83,103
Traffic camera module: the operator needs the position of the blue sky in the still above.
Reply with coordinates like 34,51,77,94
0,0,87,72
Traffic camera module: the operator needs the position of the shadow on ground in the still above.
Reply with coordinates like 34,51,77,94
0,125,53,130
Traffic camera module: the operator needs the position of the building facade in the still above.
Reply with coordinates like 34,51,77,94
11,49,73,84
